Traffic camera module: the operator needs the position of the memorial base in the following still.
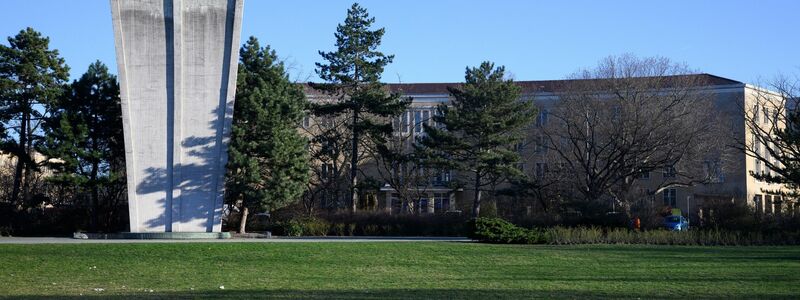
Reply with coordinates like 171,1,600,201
73,232,232,240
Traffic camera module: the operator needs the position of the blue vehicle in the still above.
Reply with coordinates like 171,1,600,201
663,215,689,231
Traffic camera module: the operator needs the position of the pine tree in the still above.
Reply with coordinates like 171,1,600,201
42,61,125,231
0,28,69,207
226,37,309,233
311,3,409,211
419,62,537,218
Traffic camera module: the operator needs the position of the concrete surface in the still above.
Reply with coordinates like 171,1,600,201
110,0,243,232
0,237,472,244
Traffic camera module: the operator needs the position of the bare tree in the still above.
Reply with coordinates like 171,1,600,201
542,55,726,216
738,75,800,210
368,105,439,214
301,111,354,214
498,131,576,217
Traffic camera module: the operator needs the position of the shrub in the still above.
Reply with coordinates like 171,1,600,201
469,217,542,244
362,224,381,236
318,212,468,237
331,223,347,236
272,220,304,237
302,218,330,236
469,217,800,246
0,226,12,237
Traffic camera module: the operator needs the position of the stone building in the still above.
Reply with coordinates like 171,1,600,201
303,74,797,220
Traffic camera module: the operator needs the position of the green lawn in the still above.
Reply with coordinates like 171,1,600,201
0,242,798,299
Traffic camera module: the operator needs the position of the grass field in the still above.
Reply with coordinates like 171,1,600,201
0,242,798,299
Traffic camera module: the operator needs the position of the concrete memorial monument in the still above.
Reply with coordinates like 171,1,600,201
110,0,243,232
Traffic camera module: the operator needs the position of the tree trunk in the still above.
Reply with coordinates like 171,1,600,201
90,162,99,232
10,109,28,207
10,152,23,207
22,112,33,205
472,172,482,219
238,206,249,234
349,110,359,212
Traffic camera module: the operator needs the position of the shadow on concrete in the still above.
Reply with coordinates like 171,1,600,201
137,102,234,232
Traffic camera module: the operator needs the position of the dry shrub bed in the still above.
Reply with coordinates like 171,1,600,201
470,217,800,246
268,212,468,237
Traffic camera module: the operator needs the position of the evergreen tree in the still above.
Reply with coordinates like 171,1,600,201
226,37,309,233
0,28,69,207
311,3,409,211
42,61,125,232
419,62,537,218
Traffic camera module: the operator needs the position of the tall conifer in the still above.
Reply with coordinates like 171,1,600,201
419,62,537,218
43,61,125,231
311,3,409,211
0,28,69,207
226,37,309,233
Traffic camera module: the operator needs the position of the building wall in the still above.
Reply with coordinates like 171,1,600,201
304,78,793,218
742,85,789,214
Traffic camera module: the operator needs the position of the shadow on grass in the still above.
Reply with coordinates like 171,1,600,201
525,244,800,260
2,288,796,299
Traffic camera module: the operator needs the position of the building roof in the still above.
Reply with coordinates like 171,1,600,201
305,73,743,96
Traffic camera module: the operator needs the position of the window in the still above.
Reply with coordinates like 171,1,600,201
703,160,724,183
514,140,525,152
390,193,402,212
401,111,410,133
663,188,677,207
433,193,449,212
414,111,423,133
638,170,650,179
413,109,431,134
766,142,772,177
302,115,310,128
392,111,411,133
753,134,760,154
611,105,621,121
765,195,773,214
773,110,780,126
663,166,677,178
321,163,334,180
763,107,770,124
418,198,430,212
392,114,401,132
536,109,549,127
560,136,570,148
536,135,547,154
755,158,762,175
753,105,760,123
321,139,337,156
754,195,763,214
535,162,548,178
432,169,451,186
433,108,444,129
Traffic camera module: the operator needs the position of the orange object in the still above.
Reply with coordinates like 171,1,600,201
634,217,641,230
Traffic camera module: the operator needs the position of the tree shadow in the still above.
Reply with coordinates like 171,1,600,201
136,101,234,232
3,288,797,299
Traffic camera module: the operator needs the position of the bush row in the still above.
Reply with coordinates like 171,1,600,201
471,218,800,246
270,213,468,237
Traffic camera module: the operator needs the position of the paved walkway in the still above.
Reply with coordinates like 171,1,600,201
0,236,471,244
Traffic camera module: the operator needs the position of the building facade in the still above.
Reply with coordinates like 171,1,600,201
303,74,798,220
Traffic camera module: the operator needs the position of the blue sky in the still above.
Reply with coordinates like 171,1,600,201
1,0,798,84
